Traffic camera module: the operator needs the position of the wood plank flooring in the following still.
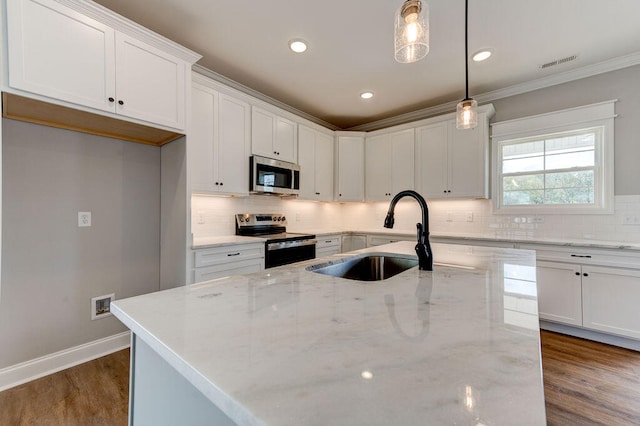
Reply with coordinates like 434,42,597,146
1,332,640,425
540,331,640,425
0,349,129,426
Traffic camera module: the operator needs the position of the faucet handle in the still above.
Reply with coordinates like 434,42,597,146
416,223,423,244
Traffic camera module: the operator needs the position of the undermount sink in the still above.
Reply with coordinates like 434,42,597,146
307,255,419,281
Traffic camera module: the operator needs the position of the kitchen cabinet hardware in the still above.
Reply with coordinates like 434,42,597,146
108,97,115,102
583,273,589,277
571,254,592,258
118,100,124,105
227,252,241,257
315,192,320,195
575,272,580,275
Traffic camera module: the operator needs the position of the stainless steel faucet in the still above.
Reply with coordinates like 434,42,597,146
384,190,433,271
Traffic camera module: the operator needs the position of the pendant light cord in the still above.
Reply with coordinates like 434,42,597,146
464,0,469,101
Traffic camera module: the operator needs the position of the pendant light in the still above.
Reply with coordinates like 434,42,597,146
456,0,478,129
394,0,429,63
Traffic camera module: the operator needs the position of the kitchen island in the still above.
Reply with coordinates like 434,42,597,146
112,242,546,425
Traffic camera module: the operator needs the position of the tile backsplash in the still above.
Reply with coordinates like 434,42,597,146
191,194,640,243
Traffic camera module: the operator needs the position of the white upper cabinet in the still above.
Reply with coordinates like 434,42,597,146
336,134,365,202
190,78,250,195
298,125,334,201
251,106,297,163
5,0,199,131
415,107,493,199
365,129,414,201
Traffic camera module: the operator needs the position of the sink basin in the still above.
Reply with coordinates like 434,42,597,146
307,255,419,281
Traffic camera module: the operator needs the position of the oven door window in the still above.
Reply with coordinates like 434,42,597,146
257,165,292,189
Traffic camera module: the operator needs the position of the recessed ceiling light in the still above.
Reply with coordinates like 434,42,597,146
360,92,374,99
472,49,492,62
289,39,308,53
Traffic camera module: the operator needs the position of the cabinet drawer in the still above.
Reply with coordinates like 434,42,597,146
194,258,263,283
367,235,413,247
317,235,342,249
520,244,640,269
317,247,341,259
193,243,264,268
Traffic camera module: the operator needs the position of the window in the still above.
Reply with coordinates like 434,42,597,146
492,101,615,214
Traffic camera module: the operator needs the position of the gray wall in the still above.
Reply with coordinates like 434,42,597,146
1,119,161,368
491,64,640,196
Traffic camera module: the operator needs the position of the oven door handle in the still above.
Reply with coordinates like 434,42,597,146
267,239,318,251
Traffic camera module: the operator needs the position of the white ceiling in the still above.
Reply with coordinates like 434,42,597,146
94,0,640,129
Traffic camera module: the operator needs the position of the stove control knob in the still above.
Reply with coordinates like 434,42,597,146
281,216,286,222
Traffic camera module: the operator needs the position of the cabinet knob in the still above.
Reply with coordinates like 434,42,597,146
108,97,115,102
447,190,451,193
220,182,223,186
215,182,219,185
118,100,124,105
443,190,447,193
583,273,589,277
339,194,342,197
575,272,580,276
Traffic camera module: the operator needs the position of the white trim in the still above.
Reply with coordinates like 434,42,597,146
491,108,615,215
347,53,640,132
0,331,131,392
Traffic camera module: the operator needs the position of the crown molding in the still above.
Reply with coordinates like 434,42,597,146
347,51,640,132
192,64,340,131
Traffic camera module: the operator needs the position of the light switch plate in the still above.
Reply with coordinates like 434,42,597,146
78,211,91,227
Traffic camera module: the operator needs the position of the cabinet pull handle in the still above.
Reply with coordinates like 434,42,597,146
118,100,124,105
315,192,320,195
325,240,332,243
571,254,592,258
227,252,241,257
108,97,115,102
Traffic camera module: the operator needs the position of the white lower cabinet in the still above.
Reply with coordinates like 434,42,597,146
528,245,640,342
582,266,640,340
192,243,264,283
316,235,342,258
536,261,583,326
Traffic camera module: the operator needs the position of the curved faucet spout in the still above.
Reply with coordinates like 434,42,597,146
383,190,433,271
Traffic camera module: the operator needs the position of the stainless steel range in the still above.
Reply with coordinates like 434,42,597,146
236,214,317,268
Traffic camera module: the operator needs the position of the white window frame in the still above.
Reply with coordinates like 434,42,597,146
491,100,616,214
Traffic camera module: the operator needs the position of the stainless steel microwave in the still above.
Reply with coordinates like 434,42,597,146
250,155,300,195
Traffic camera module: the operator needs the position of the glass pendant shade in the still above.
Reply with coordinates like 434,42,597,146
394,0,429,63
456,99,478,129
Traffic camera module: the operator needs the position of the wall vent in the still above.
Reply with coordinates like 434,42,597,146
539,54,578,69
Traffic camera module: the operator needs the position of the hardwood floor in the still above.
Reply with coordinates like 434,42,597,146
1,332,639,425
0,349,129,426
540,330,640,425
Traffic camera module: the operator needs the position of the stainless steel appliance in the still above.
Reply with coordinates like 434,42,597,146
250,155,300,195
236,214,316,268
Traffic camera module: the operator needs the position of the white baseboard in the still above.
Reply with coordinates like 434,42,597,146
0,331,131,392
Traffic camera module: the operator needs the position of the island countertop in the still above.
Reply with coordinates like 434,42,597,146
112,242,546,425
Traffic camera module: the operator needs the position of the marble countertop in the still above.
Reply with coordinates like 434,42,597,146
192,229,640,251
112,242,546,425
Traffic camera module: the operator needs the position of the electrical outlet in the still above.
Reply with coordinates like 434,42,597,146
466,211,474,222
78,211,91,227
91,293,114,320
197,210,205,224
446,212,454,222
622,214,640,225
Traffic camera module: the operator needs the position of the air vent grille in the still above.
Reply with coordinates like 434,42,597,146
539,54,578,69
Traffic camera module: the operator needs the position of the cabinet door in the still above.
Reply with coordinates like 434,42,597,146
7,0,116,112
314,132,334,201
115,33,186,130
415,123,448,199
365,134,390,201
189,83,216,192
536,261,583,326
448,119,488,198
582,266,640,339
251,107,275,158
297,125,317,199
275,116,297,163
217,94,250,195
337,136,365,202
389,129,415,195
